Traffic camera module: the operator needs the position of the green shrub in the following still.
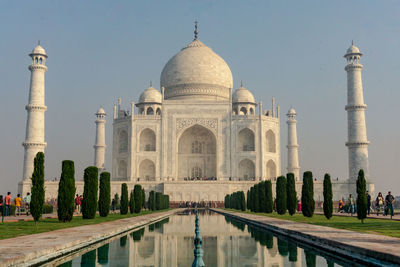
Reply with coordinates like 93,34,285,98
276,176,287,215
31,152,45,223
323,173,333,220
149,191,155,211
265,180,273,213
286,173,297,216
155,192,162,210
98,172,111,217
301,171,315,217
120,183,129,215
357,169,367,223
133,185,142,213
81,166,98,219
258,181,266,212
141,189,146,209
253,184,260,212
246,190,250,210
43,204,53,214
129,190,135,214
239,191,246,211
57,160,76,222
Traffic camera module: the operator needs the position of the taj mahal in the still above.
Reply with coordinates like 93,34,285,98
18,25,374,203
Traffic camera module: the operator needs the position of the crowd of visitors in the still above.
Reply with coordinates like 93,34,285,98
336,191,396,217
183,176,217,181
0,192,31,216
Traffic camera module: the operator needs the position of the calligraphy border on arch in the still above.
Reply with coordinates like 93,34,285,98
176,118,218,135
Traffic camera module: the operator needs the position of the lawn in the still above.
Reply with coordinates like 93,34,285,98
0,210,169,240
224,209,400,238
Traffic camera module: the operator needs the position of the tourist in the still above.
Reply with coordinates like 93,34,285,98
366,191,371,215
24,193,31,215
15,194,22,216
338,199,344,213
297,200,301,212
348,194,355,215
5,192,12,216
375,192,384,216
75,194,81,213
385,191,395,218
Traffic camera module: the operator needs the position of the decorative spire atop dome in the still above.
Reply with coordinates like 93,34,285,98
194,20,199,40
150,80,152,87
241,80,243,87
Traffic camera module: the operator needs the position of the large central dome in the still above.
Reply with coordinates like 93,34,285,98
160,38,233,100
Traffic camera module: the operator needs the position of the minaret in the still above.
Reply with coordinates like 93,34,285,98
94,107,106,171
286,108,300,180
22,42,48,181
344,43,370,182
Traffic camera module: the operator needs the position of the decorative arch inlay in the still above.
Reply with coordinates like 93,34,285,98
176,118,218,135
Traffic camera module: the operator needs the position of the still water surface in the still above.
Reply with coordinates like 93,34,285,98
55,210,358,266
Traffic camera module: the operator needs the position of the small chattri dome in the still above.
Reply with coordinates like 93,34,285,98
97,107,106,114
345,42,362,57
30,44,47,57
232,83,255,103
139,84,162,103
288,107,296,114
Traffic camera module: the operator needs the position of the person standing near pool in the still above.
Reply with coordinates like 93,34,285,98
15,194,22,216
366,191,371,215
24,193,31,215
5,192,12,216
376,192,384,216
348,194,355,215
385,191,395,218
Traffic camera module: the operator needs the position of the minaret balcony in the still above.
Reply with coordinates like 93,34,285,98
345,104,367,111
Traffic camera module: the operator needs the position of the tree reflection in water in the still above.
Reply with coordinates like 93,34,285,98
80,250,96,266
97,244,109,264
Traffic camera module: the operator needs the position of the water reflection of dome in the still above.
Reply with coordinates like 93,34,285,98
138,236,155,258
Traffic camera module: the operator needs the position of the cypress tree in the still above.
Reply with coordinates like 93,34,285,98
98,172,111,217
301,171,315,217
258,181,267,212
246,190,250,210
323,173,333,220
286,173,297,216
156,192,162,210
265,180,273,213
149,191,155,210
81,166,98,219
276,176,287,215
133,185,142,213
57,160,76,222
240,191,246,211
31,152,45,224
357,169,367,223
129,190,135,214
253,184,260,212
141,189,146,209
249,188,254,211
120,183,129,215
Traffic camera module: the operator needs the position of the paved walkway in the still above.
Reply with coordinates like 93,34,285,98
213,209,400,266
0,209,179,267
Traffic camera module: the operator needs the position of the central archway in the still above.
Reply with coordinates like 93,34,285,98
178,124,216,180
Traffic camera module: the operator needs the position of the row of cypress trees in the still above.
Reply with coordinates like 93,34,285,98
224,191,246,211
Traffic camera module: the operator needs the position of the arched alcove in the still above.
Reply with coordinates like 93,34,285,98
266,160,276,179
147,107,154,115
139,159,155,181
156,108,161,115
238,159,255,180
119,130,128,153
239,107,247,115
238,128,255,151
265,130,276,153
178,124,216,180
139,128,156,151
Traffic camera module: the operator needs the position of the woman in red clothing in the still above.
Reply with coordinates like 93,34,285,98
75,194,81,213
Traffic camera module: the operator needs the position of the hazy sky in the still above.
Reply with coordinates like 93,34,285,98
1,1,399,196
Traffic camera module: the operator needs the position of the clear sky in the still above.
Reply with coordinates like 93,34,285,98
1,1,399,196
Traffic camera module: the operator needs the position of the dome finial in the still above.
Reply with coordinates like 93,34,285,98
241,80,243,87
194,20,199,40
352,40,354,46
150,80,152,87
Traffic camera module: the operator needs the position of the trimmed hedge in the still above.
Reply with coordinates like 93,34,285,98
133,185,142,213
31,152,45,223
57,160,76,222
82,166,98,219
323,173,333,220
276,176,287,215
301,171,315,217
98,172,111,217
120,183,129,215
129,190,135,214
265,180,273,213
286,173,297,216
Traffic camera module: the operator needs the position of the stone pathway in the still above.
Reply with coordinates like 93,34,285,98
213,209,400,266
0,209,179,267
315,211,400,221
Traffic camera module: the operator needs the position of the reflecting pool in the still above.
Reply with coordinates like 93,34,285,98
53,210,367,266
